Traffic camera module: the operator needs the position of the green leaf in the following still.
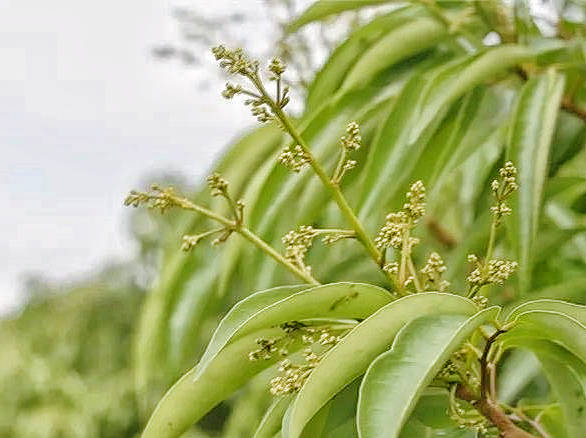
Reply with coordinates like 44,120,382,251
502,310,586,364
357,307,498,438
306,6,421,111
142,328,304,438
411,389,456,429
254,396,293,438
283,292,479,438
531,342,586,438
506,299,586,325
506,70,566,295
287,0,390,33
338,17,447,95
497,349,541,404
195,283,393,378
359,45,534,222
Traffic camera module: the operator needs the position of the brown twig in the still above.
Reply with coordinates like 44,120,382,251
456,329,536,438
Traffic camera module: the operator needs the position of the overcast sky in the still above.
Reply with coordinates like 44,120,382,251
0,0,277,314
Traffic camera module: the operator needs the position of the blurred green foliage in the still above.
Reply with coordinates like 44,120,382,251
0,267,143,438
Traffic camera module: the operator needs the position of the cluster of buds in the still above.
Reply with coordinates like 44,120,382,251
268,57,286,80
213,47,290,124
221,83,242,99
248,337,288,361
332,122,362,184
383,262,399,275
467,255,518,287
212,45,258,77
298,326,341,347
490,161,518,224
246,98,273,123
321,230,356,245
404,180,426,220
124,184,183,214
375,181,427,251
420,252,450,292
207,173,229,197
375,212,408,250
269,349,320,395
278,145,311,172
341,121,361,152
282,225,318,274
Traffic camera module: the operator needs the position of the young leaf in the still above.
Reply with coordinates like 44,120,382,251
506,70,566,295
503,310,586,363
506,299,586,325
357,307,499,438
284,293,479,438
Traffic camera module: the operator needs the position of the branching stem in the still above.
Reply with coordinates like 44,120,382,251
155,192,319,285
251,74,397,287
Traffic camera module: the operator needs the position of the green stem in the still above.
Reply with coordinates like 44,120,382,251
239,227,319,285
254,76,395,286
407,257,423,292
174,195,319,285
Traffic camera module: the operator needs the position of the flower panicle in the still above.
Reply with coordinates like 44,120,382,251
490,161,518,223
124,184,183,213
278,145,311,172
332,121,362,184
421,252,450,292
212,46,290,123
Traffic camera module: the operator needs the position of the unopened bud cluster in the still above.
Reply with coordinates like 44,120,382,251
269,349,320,395
282,225,317,274
268,325,342,396
332,122,362,184
341,121,361,152
421,252,450,292
467,254,518,287
124,184,181,214
278,145,311,172
375,181,426,251
207,173,229,197
248,337,289,362
213,46,290,124
212,45,258,77
490,161,518,224
268,57,286,80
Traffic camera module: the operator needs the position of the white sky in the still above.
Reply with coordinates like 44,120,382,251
0,0,274,314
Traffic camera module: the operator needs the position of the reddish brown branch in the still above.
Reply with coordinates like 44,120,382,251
455,330,536,438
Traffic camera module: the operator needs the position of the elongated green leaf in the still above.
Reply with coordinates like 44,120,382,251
284,293,479,438
195,283,392,378
507,299,586,325
254,396,293,438
506,70,566,294
287,0,390,33
338,17,446,95
502,310,586,363
142,328,304,438
357,307,498,438
359,45,534,222
306,6,421,110
528,341,586,438
497,349,541,403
